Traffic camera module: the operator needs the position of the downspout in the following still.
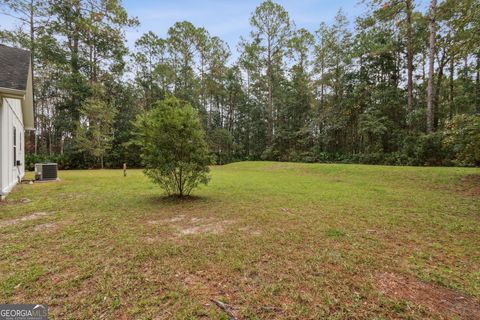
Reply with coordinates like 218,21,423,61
17,165,22,183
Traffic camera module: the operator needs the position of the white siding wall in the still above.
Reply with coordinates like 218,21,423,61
0,97,25,196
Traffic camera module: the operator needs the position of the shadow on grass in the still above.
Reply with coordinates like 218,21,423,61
147,194,209,205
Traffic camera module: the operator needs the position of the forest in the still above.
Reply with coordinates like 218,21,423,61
1,0,479,168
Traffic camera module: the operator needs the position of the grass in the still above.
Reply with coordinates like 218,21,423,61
0,161,479,319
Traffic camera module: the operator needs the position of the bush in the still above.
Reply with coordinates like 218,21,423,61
444,114,480,166
25,154,71,171
313,151,352,163
351,152,383,164
133,97,212,197
289,151,316,163
260,146,280,161
417,133,445,165
400,133,450,166
383,152,410,166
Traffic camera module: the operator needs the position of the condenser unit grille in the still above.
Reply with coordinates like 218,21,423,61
42,164,57,180
35,163,58,181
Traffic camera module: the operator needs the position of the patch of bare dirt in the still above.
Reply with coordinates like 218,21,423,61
177,217,234,236
165,215,186,223
179,220,233,236
146,215,186,225
238,226,262,236
0,212,52,228
376,272,480,319
180,272,220,296
57,192,88,200
34,222,60,232
146,215,236,241
144,236,167,244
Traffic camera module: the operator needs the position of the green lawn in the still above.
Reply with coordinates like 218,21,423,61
0,162,479,319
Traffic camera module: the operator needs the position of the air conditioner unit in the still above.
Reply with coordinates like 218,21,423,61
35,163,58,181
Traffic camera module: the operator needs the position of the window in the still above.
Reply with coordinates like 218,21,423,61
13,127,17,166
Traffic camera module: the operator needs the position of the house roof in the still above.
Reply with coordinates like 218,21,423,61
0,44,35,130
0,44,31,91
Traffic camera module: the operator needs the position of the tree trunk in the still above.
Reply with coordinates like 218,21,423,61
426,0,437,133
449,57,454,118
406,0,414,114
476,54,480,113
422,50,426,82
267,38,273,146
434,56,446,130
27,0,38,154
178,167,183,197
320,54,325,111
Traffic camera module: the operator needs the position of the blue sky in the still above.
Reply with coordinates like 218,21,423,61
1,0,429,58
123,0,363,54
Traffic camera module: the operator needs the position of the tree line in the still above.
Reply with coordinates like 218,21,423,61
1,0,479,168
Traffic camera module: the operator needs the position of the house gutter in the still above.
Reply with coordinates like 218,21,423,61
0,86,26,98
0,86,34,130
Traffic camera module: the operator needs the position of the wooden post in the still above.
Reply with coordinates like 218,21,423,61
123,163,127,177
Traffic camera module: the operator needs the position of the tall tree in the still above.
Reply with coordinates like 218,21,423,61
427,0,437,133
249,0,292,145
0,0,49,153
406,0,414,114
76,85,116,168
2,0,478,168
132,31,168,108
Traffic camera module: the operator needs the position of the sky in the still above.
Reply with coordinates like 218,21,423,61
1,0,430,60
123,0,363,55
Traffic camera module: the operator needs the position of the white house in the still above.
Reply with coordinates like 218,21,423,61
0,44,34,200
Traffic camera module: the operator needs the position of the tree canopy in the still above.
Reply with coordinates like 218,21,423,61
133,97,211,196
1,0,479,167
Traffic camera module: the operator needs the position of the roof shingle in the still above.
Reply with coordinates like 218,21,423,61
0,44,31,91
